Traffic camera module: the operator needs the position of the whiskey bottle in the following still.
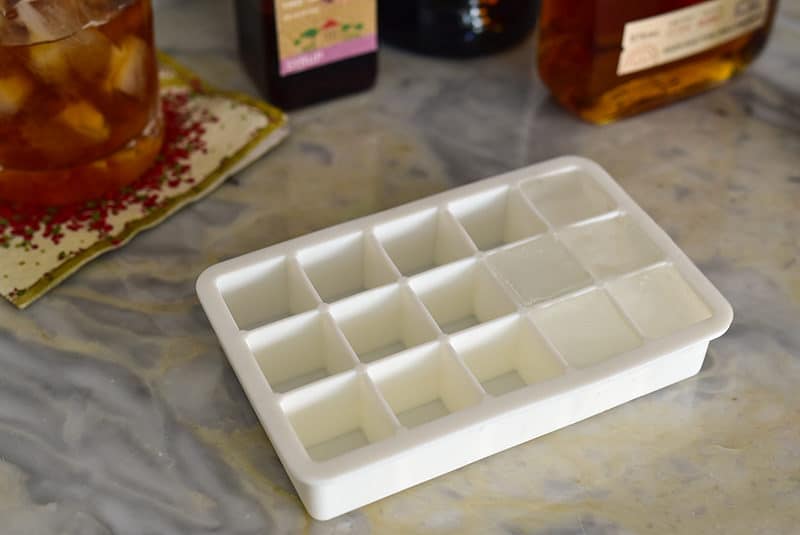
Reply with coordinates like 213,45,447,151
538,0,779,123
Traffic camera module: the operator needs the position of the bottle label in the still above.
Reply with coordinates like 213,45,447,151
617,0,769,76
274,0,377,77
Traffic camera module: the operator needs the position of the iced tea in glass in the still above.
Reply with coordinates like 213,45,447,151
0,0,162,205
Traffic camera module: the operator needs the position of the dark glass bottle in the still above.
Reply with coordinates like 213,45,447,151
234,0,378,109
379,0,539,57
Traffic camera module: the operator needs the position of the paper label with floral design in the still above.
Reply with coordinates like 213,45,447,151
0,54,288,309
274,0,377,76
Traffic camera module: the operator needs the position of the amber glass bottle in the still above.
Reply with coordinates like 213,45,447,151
380,0,539,57
538,0,779,124
234,0,377,109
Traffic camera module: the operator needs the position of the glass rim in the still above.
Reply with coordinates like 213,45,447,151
0,0,141,47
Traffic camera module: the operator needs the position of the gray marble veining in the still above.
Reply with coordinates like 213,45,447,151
1,1,798,533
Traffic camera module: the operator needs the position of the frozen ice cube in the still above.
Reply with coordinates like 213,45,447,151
106,35,149,98
26,27,111,84
27,40,71,83
558,216,664,279
66,28,112,81
0,11,30,46
532,289,642,368
487,234,592,306
14,0,85,44
56,100,109,142
0,74,33,116
608,265,711,339
521,170,616,227
78,0,123,26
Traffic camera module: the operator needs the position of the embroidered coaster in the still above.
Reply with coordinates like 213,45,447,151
0,54,289,309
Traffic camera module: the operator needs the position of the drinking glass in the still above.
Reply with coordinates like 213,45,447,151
0,0,162,205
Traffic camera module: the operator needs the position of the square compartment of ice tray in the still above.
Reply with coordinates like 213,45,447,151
521,168,616,227
451,316,565,397
297,232,397,303
368,343,483,428
409,259,516,334
373,208,474,276
531,289,642,368
216,256,318,330
282,374,396,461
487,234,593,306
448,186,546,251
558,215,664,279
330,285,439,363
608,265,712,339
246,311,357,393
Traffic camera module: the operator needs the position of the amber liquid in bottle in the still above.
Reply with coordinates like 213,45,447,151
538,0,778,124
234,0,377,110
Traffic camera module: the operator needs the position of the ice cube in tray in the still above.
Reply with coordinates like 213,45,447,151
487,234,592,305
196,156,733,520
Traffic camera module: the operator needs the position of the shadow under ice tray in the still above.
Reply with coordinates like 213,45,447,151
196,156,733,520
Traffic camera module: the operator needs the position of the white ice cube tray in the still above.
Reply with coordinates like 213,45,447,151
196,156,733,520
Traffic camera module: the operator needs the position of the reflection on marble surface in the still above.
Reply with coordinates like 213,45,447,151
1,0,798,533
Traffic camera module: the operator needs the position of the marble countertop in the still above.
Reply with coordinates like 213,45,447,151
2,1,799,533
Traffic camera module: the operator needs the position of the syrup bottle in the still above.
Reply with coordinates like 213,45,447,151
379,0,539,57
234,0,378,109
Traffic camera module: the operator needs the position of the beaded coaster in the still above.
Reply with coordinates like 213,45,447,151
0,54,288,309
